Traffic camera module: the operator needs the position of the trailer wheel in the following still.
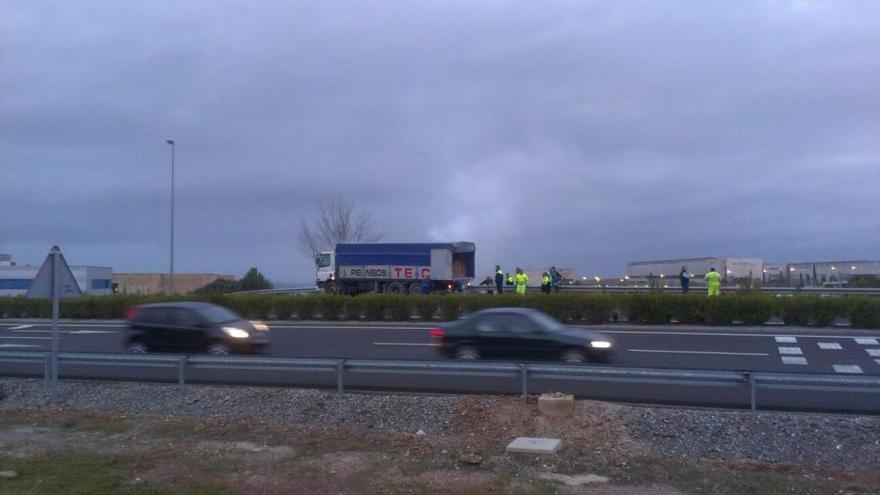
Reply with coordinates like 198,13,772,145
386,282,405,294
408,283,423,295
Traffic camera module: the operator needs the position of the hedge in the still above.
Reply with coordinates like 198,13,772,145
0,293,878,328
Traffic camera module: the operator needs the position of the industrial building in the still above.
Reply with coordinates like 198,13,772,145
626,257,763,281
784,260,880,286
0,254,113,297
112,273,236,294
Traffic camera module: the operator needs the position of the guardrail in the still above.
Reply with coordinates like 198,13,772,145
229,285,880,296
468,285,880,295
1,351,879,413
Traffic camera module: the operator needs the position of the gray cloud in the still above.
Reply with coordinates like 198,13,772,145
2,0,878,282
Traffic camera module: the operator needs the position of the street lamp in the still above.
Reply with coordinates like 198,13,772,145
165,138,175,294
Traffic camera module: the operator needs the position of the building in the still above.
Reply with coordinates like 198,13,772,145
0,254,13,267
784,260,880,287
0,262,113,297
112,273,236,294
626,257,763,281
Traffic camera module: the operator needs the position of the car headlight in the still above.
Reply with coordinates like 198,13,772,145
590,340,612,349
222,327,250,338
250,321,269,331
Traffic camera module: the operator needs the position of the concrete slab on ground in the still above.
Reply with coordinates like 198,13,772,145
506,437,562,454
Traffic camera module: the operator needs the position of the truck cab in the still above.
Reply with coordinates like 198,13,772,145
315,251,335,288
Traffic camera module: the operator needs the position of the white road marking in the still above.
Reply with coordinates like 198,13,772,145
273,325,428,330
855,338,879,346
11,329,118,335
775,336,797,343
778,346,802,355
0,343,41,349
626,349,770,357
833,365,863,374
0,336,51,340
373,342,438,347
817,342,842,350
602,330,880,339
9,324,34,330
866,349,880,357
781,356,808,365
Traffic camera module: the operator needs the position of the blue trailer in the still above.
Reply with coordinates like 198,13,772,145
315,242,476,294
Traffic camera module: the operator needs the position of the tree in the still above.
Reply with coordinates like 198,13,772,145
192,268,273,294
239,267,273,291
298,199,383,258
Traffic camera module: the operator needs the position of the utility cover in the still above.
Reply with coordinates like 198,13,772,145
505,437,562,454
26,246,82,298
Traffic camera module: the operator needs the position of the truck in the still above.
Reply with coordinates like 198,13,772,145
315,242,476,295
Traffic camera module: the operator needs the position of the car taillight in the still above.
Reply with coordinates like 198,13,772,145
429,328,444,339
123,305,139,321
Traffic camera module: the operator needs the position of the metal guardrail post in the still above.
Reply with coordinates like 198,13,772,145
43,353,51,394
178,356,188,393
337,359,345,397
520,364,528,400
745,372,757,411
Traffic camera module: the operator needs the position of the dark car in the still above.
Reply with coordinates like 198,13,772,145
430,307,614,363
125,302,271,355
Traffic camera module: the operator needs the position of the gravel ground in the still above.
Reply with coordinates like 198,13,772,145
621,405,880,470
1,378,878,473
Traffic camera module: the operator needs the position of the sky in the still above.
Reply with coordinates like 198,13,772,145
2,0,879,283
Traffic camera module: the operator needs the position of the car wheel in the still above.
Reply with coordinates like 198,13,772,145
207,342,231,356
455,346,480,360
127,342,148,354
561,349,587,364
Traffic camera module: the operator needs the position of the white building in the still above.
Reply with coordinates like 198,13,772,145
0,262,113,297
626,257,763,281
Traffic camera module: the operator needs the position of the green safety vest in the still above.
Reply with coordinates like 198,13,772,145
515,273,528,285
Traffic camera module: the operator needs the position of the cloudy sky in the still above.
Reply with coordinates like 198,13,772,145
2,0,878,283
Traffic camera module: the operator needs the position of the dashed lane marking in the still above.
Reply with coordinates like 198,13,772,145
0,336,51,340
817,342,843,350
781,356,808,365
855,338,879,346
833,365,863,374
373,342,439,347
8,325,34,330
866,349,880,357
626,349,770,357
778,346,802,355
775,336,797,343
0,343,41,349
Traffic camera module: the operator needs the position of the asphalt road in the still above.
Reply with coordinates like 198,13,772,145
1,320,879,412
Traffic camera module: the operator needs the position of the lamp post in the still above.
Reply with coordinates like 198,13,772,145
165,138,175,294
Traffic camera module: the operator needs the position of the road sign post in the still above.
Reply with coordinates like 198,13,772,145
26,246,82,404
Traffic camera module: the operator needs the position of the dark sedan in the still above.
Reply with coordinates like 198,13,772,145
125,301,271,355
431,307,614,363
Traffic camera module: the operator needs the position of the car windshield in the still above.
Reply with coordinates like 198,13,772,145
198,305,242,323
528,312,565,331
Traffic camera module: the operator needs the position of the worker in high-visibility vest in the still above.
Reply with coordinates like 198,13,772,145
514,268,529,295
704,267,722,297
541,272,552,294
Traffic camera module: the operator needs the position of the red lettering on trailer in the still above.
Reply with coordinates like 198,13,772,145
420,267,431,278
404,268,413,278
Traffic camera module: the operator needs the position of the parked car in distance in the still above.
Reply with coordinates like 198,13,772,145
125,302,271,355
430,307,614,363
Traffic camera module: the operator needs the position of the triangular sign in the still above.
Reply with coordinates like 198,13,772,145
26,246,82,299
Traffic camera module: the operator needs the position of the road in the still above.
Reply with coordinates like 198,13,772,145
1,320,879,412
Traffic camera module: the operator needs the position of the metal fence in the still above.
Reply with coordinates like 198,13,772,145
1,351,879,413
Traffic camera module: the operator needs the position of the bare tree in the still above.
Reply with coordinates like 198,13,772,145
298,199,383,258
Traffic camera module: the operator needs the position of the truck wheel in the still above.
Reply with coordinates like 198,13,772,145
408,283,423,295
386,282,405,294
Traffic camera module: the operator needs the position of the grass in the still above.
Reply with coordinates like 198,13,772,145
0,451,236,495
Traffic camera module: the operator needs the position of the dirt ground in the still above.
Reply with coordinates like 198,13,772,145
0,397,878,494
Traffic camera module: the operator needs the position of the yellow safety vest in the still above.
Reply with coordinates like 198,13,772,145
515,273,528,286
